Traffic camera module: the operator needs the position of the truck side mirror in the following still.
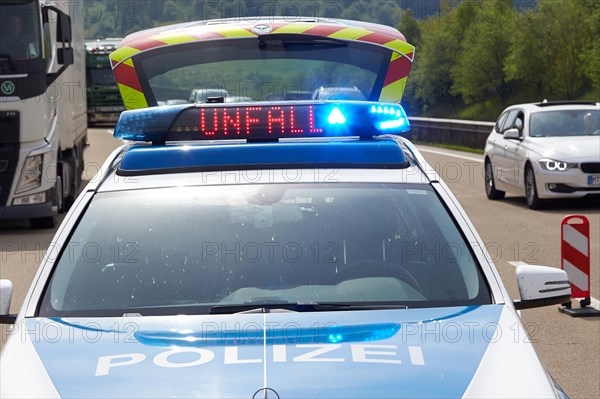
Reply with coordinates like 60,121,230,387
43,5,72,43
56,11,73,66
513,264,571,310
42,5,74,79
56,12,72,42
58,47,73,65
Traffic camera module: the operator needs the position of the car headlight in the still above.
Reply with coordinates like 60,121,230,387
538,158,577,171
16,154,44,193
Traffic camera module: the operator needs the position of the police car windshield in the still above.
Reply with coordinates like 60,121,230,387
39,183,491,317
135,38,388,105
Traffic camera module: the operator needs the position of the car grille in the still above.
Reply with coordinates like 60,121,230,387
581,163,600,174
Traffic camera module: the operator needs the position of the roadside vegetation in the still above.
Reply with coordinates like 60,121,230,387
85,0,599,120
401,0,599,120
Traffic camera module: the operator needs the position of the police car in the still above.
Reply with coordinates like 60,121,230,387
0,18,571,398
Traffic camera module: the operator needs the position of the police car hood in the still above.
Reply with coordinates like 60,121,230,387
1,305,557,398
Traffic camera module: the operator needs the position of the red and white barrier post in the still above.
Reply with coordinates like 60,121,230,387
559,215,600,317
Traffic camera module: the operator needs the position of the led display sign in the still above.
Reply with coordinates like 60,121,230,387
114,101,410,143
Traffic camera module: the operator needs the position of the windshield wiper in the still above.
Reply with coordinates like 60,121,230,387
209,301,408,314
258,33,348,49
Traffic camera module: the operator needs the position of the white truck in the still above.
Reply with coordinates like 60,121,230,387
0,0,86,228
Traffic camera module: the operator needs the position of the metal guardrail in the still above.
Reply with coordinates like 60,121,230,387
408,117,495,149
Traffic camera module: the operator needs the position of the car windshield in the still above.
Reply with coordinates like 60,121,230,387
39,183,490,317
530,109,600,137
134,38,390,105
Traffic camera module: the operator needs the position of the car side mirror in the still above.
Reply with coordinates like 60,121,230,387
513,264,571,310
503,128,522,140
0,279,16,324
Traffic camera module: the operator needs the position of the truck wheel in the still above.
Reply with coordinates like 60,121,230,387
55,174,64,213
64,151,81,210
30,175,62,229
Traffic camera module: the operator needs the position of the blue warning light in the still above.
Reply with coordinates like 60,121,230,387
370,104,409,131
327,107,347,125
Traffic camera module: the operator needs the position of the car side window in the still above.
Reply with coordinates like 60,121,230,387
513,112,525,133
494,112,509,134
501,110,519,133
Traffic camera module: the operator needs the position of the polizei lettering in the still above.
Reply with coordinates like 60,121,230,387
95,344,425,376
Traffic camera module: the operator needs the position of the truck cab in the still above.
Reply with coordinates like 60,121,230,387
0,0,87,228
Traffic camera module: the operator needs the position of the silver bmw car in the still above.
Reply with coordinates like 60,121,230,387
484,101,600,209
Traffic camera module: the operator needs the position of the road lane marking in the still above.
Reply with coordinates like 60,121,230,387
508,261,599,309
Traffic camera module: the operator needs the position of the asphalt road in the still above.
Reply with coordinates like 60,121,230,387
1,128,599,398
418,146,599,399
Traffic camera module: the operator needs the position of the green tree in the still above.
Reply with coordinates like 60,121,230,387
412,19,461,109
536,0,590,99
451,1,514,105
398,8,421,47
580,0,600,95
504,3,545,102
340,0,403,26
407,0,477,113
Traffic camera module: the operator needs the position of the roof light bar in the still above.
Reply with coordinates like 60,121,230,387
114,101,410,143
114,104,188,142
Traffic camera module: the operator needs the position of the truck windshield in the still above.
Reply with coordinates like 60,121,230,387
0,0,42,62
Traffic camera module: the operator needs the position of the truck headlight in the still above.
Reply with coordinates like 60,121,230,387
13,192,46,205
16,154,43,193
538,158,577,171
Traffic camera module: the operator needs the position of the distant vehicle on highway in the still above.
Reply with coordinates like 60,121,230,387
189,88,229,103
85,38,125,126
484,101,600,209
165,99,188,105
313,86,366,101
225,96,253,103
